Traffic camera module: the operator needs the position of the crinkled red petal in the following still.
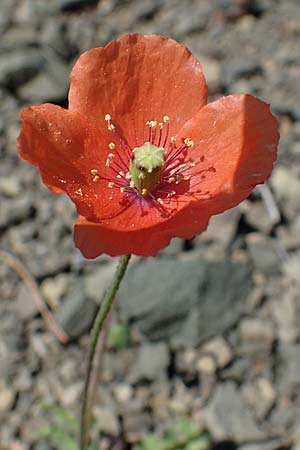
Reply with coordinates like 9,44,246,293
74,203,211,258
68,33,207,147
17,104,119,222
176,94,279,215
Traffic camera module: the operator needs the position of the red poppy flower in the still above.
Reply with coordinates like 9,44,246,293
17,34,279,258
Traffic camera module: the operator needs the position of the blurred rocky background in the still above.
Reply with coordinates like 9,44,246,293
1,0,300,449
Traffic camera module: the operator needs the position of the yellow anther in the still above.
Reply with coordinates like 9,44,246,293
149,120,157,128
190,162,196,167
108,124,115,131
130,180,135,188
167,190,176,197
163,115,169,123
179,163,186,170
168,177,176,183
142,188,148,196
184,138,195,147
170,136,176,143
157,198,163,205
138,172,145,180
108,153,115,159
182,176,191,181
105,114,111,122
170,169,177,176
108,142,116,150
105,159,111,167
125,172,131,179
90,169,98,175
120,187,125,193
158,122,164,129
108,182,114,188
93,175,100,182
75,188,83,196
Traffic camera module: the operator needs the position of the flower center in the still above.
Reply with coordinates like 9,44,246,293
129,142,165,195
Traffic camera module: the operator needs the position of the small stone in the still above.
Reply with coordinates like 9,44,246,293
282,251,300,284
271,291,299,343
57,282,96,339
40,274,69,309
84,260,118,304
30,334,48,359
239,317,275,351
204,382,265,441
15,283,38,321
0,383,15,414
277,343,300,396
246,233,281,274
169,379,195,415
196,355,216,375
0,49,44,88
93,406,120,436
200,337,233,369
175,348,198,376
270,166,300,216
242,378,276,420
123,412,152,443
0,176,22,197
113,383,133,404
197,207,240,248
129,342,170,383
59,381,82,407
244,201,274,234
201,56,222,93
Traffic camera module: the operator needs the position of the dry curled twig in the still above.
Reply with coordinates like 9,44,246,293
0,249,70,344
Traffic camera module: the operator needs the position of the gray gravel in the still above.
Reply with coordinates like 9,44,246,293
1,0,300,449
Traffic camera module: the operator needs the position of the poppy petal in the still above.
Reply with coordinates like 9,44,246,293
74,203,211,258
68,33,207,147
176,94,279,215
17,103,117,221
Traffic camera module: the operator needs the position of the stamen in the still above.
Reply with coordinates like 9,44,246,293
108,142,116,150
157,197,163,205
142,188,148,196
184,138,194,147
90,169,98,175
74,188,83,196
93,175,100,182
163,116,169,123
120,187,125,193
108,182,115,188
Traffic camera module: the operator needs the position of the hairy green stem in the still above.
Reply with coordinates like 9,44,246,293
79,254,131,450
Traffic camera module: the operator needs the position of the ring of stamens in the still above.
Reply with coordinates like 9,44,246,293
82,114,216,215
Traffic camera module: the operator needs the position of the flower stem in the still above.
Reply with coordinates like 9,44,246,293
79,254,131,450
